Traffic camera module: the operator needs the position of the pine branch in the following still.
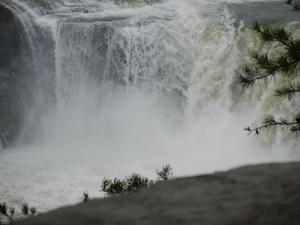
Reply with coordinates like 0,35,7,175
253,23,300,70
241,23,300,137
244,115,300,135
239,66,274,88
275,82,300,99
253,22,295,48
253,23,300,63
252,51,298,75
240,24,300,88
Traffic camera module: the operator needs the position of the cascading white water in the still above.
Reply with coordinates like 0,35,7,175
0,0,299,213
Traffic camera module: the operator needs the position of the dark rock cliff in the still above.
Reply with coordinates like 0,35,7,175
0,2,55,147
0,5,24,147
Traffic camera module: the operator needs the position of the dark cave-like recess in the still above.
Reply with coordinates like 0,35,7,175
0,6,20,69
0,5,24,148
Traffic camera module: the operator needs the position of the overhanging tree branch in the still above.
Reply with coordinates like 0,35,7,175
275,82,300,99
244,115,300,135
253,22,296,49
240,22,300,136
239,66,274,88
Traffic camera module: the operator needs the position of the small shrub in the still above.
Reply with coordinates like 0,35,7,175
21,203,29,216
0,203,13,223
101,178,127,195
29,207,36,216
126,174,153,191
156,164,173,181
100,165,174,196
0,202,37,224
100,174,153,196
83,192,89,203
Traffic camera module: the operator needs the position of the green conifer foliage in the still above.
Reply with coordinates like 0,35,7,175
240,22,300,135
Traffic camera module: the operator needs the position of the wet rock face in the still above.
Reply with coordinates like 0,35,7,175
0,5,30,147
0,68,22,148
0,6,20,69
0,6,21,146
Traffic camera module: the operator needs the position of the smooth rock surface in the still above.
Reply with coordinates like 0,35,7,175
16,162,300,225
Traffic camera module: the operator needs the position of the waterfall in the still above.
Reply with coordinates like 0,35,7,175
0,0,299,212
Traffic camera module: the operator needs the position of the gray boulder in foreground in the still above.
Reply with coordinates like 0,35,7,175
16,162,300,225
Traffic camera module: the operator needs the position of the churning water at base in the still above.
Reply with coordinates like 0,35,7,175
0,0,299,212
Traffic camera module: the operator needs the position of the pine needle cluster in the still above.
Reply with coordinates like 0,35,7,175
240,22,300,135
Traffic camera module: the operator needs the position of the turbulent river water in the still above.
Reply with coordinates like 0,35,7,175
0,0,299,212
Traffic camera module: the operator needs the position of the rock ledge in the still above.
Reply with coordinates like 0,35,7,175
16,162,300,225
